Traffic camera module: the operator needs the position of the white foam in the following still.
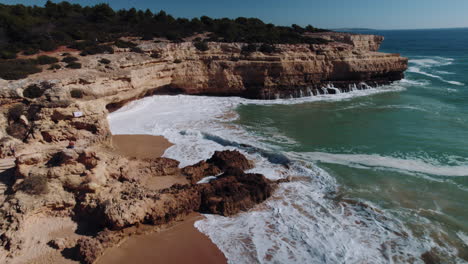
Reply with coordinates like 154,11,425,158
407,57,464,86
195,164,436,264
108,90,461,263
435,70,455,75
409,57,453,67
457,231,468,246
376,104,428,112
291,152,468,177
108,84,404,166
399,78,431,86
407,67,464,86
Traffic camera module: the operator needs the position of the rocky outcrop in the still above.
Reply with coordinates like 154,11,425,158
182,150,253,184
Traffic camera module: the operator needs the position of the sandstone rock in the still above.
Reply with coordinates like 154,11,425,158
182,161,222,184
206,150,254,171
76,237,103,264
148,157,180,175
48,238,71,250
17,152,46,166
198,167,272,216
76,229,127,264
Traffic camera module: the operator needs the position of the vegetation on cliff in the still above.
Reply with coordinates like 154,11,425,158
0,1,328,60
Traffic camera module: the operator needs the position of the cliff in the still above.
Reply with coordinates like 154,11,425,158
1,33,407,103
0,33,407,263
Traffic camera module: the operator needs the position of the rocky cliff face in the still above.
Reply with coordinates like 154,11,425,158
1,33,407,104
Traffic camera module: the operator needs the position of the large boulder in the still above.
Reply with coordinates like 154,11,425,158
199,167,272,216
206,150,254,171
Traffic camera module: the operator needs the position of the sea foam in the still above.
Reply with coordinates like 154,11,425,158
108,87,461,263
290,152,468,177
407,57,464,86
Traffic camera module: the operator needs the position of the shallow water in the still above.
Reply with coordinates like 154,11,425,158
109,28,468,263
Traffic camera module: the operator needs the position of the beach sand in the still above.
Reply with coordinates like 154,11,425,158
104,134,226,264
112,134,173,159
97,213,227,264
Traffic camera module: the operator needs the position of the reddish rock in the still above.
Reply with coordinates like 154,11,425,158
182,161,222,184
206,150,254,171
148,157,180,175
199,167,272,216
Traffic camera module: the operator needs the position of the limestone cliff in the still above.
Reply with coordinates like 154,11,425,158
1,32,407,104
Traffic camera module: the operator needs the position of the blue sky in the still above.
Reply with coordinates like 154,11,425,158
2,0,467,29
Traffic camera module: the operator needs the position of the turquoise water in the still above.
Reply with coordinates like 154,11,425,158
234,28,468,261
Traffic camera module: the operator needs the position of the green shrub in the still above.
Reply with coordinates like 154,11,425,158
114,40,137,48
23,84,44,98
0,50,17,59
21,175,49,195
174,59,182,64
70,89,84,98
150,52,161,59
130,47,144,53
48,64,61,70
66,62,82,69
0,60,41,80
99,58,111,64
6,122,28,140
82,45,114,55
23,82,53,99
70,41,114,56
39,39,58,52
241,44,257,54
36,55,59,65
258,43,276,54
7,104,25,122
23,48,39,55
62,56,78,63
26,104,42,121
194,41,209,51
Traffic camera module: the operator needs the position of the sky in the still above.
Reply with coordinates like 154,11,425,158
1,0,468,30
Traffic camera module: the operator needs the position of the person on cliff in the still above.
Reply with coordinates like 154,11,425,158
67,141,76,149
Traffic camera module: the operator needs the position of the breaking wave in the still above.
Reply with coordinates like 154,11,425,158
108,88,466,263
290,152,468,177
407,57,464,86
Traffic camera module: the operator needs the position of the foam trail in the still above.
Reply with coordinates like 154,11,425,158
407,67,464,86
407,57,464,86
291,152,468,177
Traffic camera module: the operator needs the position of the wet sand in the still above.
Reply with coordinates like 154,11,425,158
112,134,173,159
97,214,227,264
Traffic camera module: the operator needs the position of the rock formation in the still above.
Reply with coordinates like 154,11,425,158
0,32,407,263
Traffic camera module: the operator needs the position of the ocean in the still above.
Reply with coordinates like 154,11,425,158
108,28,468,263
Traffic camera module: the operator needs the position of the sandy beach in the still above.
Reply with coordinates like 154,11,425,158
112,134,173,159
104,134,227,264
97,213,227,264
